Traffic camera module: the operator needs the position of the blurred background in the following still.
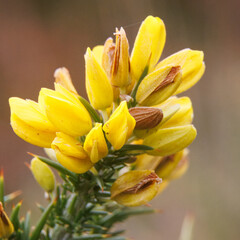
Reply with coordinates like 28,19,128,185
0,0,239,239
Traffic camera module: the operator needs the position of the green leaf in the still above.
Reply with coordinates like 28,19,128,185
30,200,55,240
10,201,22,230
23,211,31,240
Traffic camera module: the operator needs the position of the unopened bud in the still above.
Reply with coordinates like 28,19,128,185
129,107,163,129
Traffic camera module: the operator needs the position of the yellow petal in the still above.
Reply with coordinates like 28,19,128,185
54,67,78,94
160,97,193,128
39,88,92,136
111,28,131,87
131,16,166,82
103,101,136,150
155,49,205,94
52,132,88,159
136,65,182,106
30,157,55,192
10,113,55,148
9,97,56,132
54,148,93,174
92,45,104,64
111,170,161,207
85,47,113,110
143,125,197,156
84,123,108,163
0,203,14,238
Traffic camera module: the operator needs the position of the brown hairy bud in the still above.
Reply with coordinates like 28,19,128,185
129,107,163,129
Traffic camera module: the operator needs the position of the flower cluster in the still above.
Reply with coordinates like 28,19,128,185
8,15,204,214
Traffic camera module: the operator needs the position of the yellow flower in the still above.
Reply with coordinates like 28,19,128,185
111,170,161,207
84,123,108,163
0,202,14,238
39,83,92,137
143,125,197,156
103,101,136,150
51,132,93,173
30,157,55,193
9,97,56,148
131,16,166,82
134,96,193,138
129,16,204,106
85,47,113,110
155,48,205,94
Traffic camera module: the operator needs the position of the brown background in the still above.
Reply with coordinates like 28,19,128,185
0,0,240,239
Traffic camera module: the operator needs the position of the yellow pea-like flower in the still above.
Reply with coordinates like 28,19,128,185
39,84,92,137
85,47,113,110
131,16,166,82
103,101,136,150
84,123,108,163
111,28,131,88
54,67,78,94
52,132,93,174
9,97,56,148
30,157,55,193
0,202,14,238
136,65,182,106
143,125,197,156
155,48,205,94
111,170,161,207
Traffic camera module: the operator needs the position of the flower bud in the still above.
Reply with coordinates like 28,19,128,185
136,65,182,106
39,84,92,137
52,132,93,173
129,107,163,129
0,202,14,238
111,170,161,207
84,123,108,163
143,125,197,156
85,47,113,110
54,67,78,94
103,101,136,150
111,28,131,88
9,97,56,148
131,16,166,82
155,48,205,94
30,157,55,193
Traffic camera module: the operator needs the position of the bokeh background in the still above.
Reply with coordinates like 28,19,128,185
1,0,239,239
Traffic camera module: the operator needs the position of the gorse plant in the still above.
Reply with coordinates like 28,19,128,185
1,15,205,240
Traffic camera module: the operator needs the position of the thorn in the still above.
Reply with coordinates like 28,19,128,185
154,208,163,214
24,162,31,170
0,168,4,178
144,203,152,207
27,152,36,157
